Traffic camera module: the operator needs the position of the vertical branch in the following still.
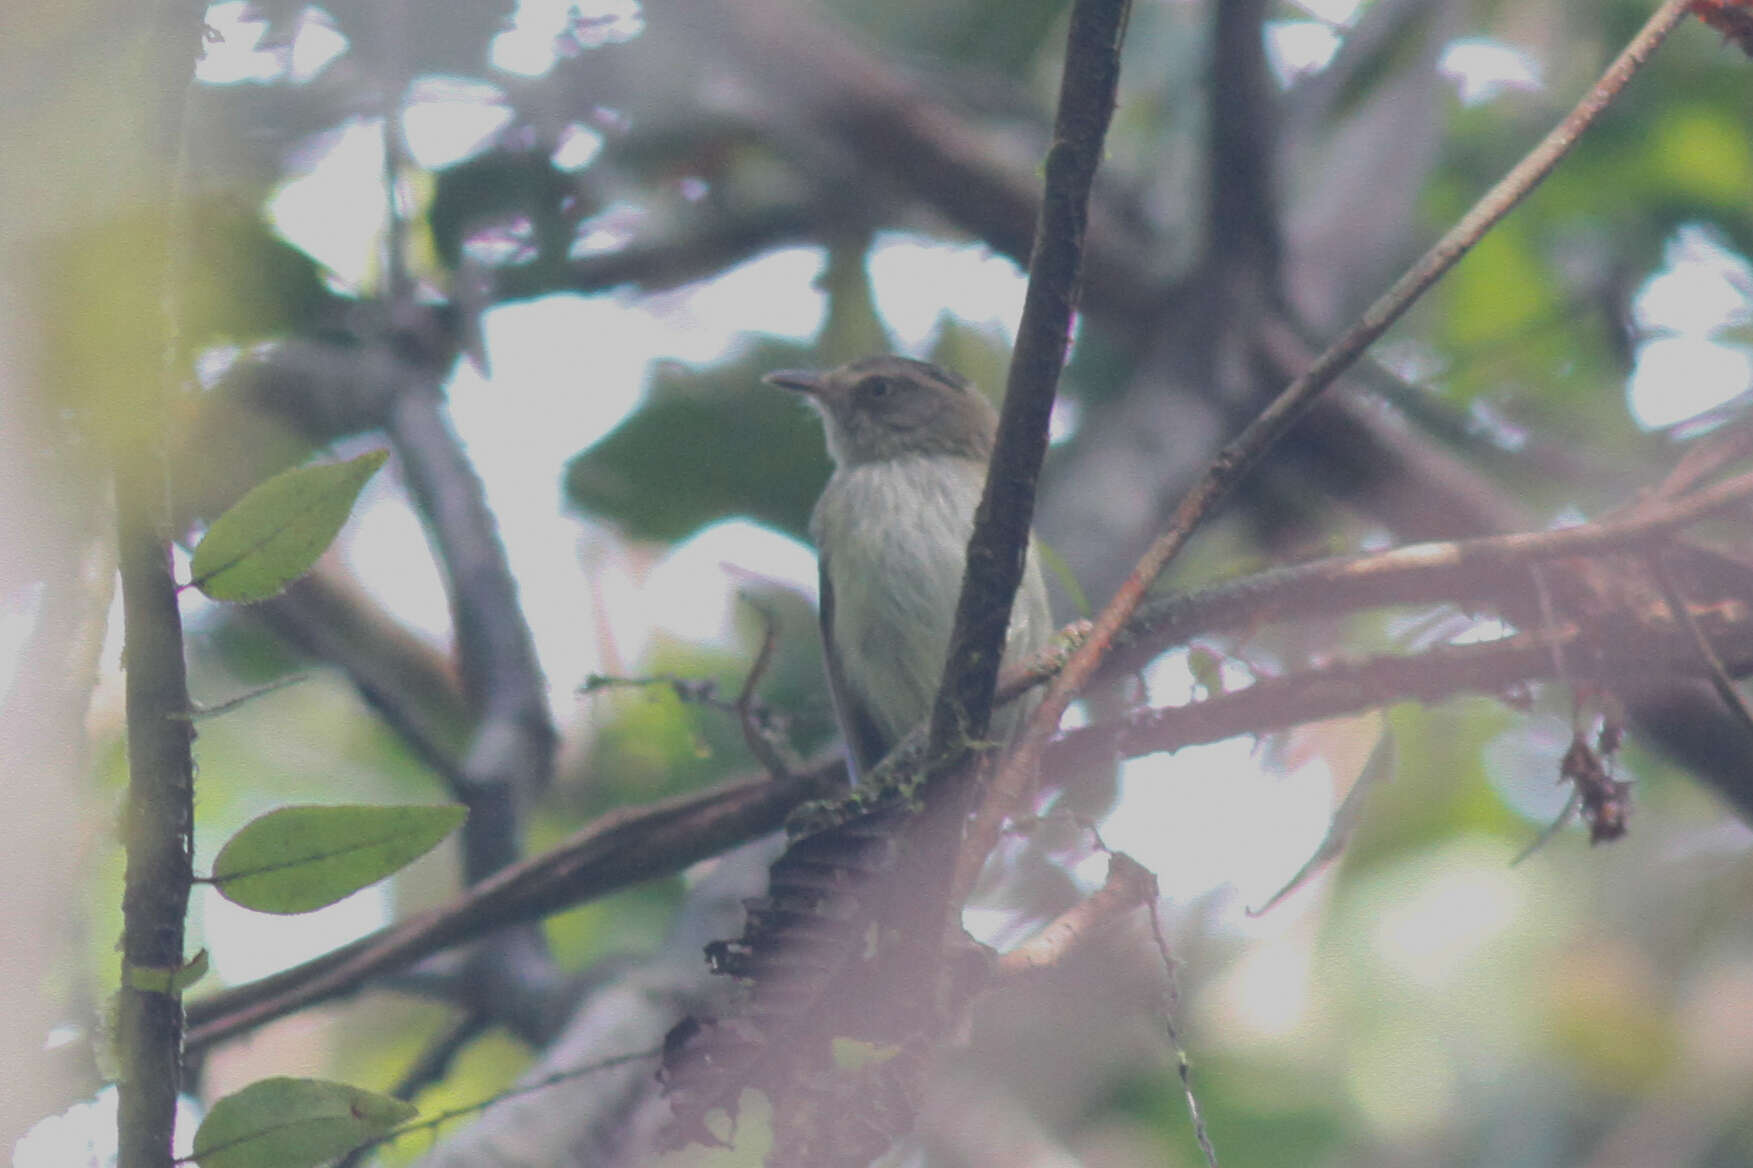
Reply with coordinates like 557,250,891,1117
924,0,1131,771
384,380,557,882
113,460,197,1168
1204,0,1280,293
913,0,1130,964
378,0,413,309
113,4,209,1163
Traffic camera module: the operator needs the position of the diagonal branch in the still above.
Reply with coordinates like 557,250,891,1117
184,764,837,1052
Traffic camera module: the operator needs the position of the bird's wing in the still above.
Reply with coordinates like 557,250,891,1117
819,554,890,781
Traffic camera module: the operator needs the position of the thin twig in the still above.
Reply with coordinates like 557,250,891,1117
174,674,310,721
1511,788,1583,866
359,1048,664,1157
1138,865,1218,1168
332,1014,488,1168
734,596,803,777
1528,563,1573,697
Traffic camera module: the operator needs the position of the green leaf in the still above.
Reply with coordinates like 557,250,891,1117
190,450,389,602
191,1077,416,1168
210,803,467,914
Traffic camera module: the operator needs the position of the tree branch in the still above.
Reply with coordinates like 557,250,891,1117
113,459,197,1168
910,0,1129,974
1204,0,1280,291
1055,609,1753,770
183,764,838,1052
707,0,1158,328
1096,467,1753,682
384,353,556,881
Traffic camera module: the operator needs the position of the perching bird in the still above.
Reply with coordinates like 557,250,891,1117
765,356,1053,779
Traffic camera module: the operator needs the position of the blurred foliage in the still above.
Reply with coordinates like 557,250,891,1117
566,341,832,543
429,150,587,274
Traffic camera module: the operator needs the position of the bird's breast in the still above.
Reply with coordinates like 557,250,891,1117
811,455,1047,747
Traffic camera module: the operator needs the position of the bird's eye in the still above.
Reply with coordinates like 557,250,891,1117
860,377,892,400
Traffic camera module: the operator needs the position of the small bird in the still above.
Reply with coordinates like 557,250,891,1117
765,356,1054,780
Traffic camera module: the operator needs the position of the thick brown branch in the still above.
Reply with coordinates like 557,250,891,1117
1097,468,1753,681
1054,610,1753,771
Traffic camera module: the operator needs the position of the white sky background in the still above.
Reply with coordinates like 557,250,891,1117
13,3,1753,1160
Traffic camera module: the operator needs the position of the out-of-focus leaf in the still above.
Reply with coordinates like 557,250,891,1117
1251,730,1395,915
191,1077,415,1168
36,201,334,457
185,202,338,341
190,450,388,602
928,315,1012,402
210,802,466,914
565,348,831,542
1645,104,1753,209
1440,224,1550,352
428,149,587,272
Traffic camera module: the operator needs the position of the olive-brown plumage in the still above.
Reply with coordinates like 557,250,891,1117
765,356,1053,779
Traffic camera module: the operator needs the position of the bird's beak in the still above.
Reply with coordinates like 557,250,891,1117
762,369,826,397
